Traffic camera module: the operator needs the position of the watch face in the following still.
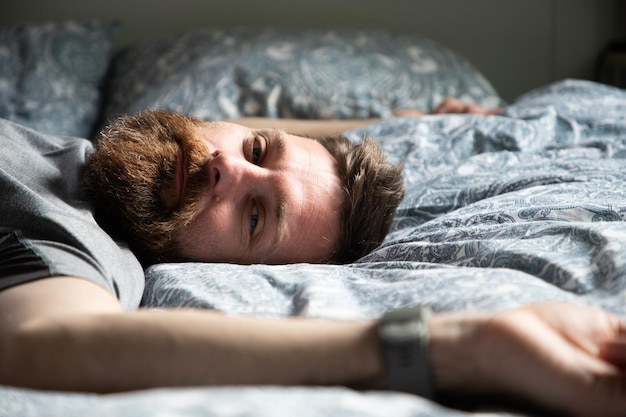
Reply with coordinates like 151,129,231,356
378,306,433,398
380,319,422,342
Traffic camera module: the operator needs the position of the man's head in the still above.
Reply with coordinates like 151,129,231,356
83,111,404,265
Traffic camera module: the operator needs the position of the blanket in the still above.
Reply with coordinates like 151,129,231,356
143,80,626,321
2,79,626,417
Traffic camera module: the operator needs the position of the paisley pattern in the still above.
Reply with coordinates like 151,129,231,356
100,28,501,126
141,80,626,321
119,80,626,416
7,80,626,417
0,21,116,138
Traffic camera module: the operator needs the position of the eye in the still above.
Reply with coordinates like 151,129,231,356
250,202,259,234
251,138,262,164
248,135,266,165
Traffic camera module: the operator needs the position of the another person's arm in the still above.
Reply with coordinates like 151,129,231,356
0,277,624,417
229,97,501,136
227,117,385,137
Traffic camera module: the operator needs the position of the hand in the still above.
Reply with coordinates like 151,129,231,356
431,303,626,417
430,97,501,115
392,98,501,119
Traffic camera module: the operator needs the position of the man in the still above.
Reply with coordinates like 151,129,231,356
0,101,624,417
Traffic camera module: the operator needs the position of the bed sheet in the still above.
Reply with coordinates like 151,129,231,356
2,79,626,417
143,80,626,320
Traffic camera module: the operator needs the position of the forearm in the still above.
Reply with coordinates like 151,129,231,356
228,118,383,137
1,308,383,393
227,97,501,136
428,312,491,394
9,277,621,417
0,276,487,395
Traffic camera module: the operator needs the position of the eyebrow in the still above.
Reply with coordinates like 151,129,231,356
269,130,288,240
258,128,287,162
256,129,288,258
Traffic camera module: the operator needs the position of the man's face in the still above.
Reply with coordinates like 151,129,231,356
172,122,342,264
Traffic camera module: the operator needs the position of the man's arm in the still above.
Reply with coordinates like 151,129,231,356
0,276,384,392
1,277,625,417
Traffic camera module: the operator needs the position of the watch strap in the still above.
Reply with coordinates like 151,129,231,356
377,306,433,398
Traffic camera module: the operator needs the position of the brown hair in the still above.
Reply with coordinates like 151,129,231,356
314,135,404,263
82,111,207,263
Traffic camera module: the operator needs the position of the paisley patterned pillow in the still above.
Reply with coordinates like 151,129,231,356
101,28,502,125
0,21,117,138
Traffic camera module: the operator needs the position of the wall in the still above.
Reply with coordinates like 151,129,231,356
1,0,618,102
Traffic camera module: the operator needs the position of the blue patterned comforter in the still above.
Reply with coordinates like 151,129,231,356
143,80,626,320
3,80,626,416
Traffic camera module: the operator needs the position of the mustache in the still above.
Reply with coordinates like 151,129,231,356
162,147,211,233
179,164,210,214
85,110,214,263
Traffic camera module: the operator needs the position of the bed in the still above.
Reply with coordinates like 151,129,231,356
1,21,626,417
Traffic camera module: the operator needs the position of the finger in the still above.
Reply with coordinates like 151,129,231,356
601,329,626,366
466,104,497,115
464,104,484,114
433,98,462,114
585,374,626,416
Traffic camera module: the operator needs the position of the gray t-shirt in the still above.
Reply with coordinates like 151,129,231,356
0,119,144,309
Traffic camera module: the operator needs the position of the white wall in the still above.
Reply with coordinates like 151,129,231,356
1,0,618,101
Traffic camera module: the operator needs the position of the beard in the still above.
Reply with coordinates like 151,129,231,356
83,111,210,263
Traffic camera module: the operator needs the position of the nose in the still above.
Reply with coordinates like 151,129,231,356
207,151,267,201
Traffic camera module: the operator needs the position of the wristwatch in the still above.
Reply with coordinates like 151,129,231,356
377,306,433,398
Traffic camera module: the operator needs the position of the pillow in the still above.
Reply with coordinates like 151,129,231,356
100,28,502,125
0,21,117,138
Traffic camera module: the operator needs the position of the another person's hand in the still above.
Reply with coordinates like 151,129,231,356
431,97,501,115
430,302,626,417
393,97,501,118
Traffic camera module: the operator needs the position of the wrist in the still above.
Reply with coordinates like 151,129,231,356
428,312,492,394
377,306,433,397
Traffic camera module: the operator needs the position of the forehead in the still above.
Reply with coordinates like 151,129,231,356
266,133,342,263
